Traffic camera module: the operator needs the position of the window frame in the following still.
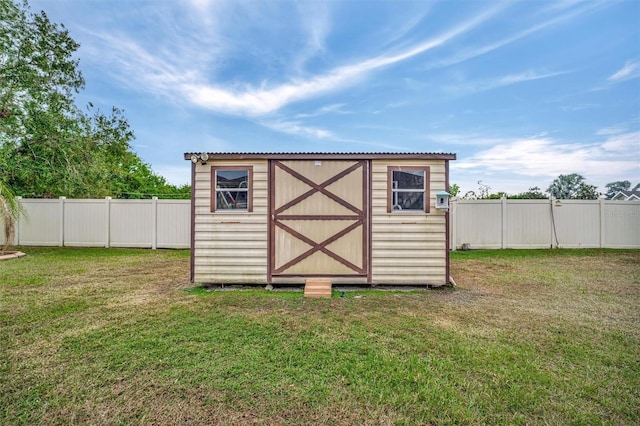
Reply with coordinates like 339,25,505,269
210,166,253,213
387,166,430,213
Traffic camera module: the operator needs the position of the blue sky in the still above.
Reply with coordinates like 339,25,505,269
29,0,640,195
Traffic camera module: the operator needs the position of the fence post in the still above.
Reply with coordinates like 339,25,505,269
59,196,65,247
450,198,457,251
501,196,507,249
550,198,556,248
151,197,158,250
105,197,111,248
15,196,22,246
599,197,606,248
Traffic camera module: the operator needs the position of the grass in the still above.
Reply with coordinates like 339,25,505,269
1,247,639,425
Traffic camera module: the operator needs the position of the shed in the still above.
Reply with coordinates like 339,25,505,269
184,152,456,286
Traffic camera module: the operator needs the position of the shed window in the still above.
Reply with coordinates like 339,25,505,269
387,166,430,213
211,166,253,212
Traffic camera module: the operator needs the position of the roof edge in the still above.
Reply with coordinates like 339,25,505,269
184,152,456,161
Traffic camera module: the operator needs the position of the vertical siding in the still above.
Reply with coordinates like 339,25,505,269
109,200,153,248
452,199,640,249
17,199,63,246
454,200,503,249
156,200,191,248
506,200,552,248
64,199,108,246
552,200,600,248
193,159,268,283
371,160,448,285
604,201,640,247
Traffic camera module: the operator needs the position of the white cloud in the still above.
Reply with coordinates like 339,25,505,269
260,120,335,140
291,2,331,72
454,134,639,183
597,125,628,136
180,6,502,116
426,133,512,146
600,131,640,152
443,70,569,97
83,3,504,117
295,103,351,118
608,60,640,82
371,100,411,115
258,119,412,151
426,0,609,70
561,103,598,112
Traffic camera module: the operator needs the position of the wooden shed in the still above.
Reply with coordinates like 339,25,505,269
184,152,456,286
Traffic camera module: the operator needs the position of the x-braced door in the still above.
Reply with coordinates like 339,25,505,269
269,160,369,280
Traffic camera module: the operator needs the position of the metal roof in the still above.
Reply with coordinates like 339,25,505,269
184,152,456,160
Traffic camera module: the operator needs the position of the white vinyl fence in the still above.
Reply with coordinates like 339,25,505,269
1,197,190,249
2,198,639,250
450,198,640,250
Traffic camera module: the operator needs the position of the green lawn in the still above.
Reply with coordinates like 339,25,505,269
1,247,639,425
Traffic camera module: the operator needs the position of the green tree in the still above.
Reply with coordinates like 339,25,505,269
509,186,548,199
1,0,189,199
604,180,631,199
448,183,460,198
461,181,506,199
0,0,83,138
546,174,599,200
1,0,93,197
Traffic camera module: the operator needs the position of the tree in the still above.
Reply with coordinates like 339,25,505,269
449,183,460,198
546,173,599,200
0,0,84,138
575,183,599,200
604,180,631,200
510,186,548,199
461,181,507,199
0,0,189,199
0,181,22,254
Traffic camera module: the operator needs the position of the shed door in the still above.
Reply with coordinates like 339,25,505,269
269,160,369,279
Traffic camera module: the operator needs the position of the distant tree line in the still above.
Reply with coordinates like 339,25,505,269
0,0,189,200
453,175,636,200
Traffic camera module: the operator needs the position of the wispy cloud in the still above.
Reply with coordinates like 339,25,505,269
425,133,513,146
295,103,351,119
259,120,335,140
370,100,411,115
84,2,505,116
560,103,598,112
258,119,411,151
380,6,433,48
443,70,569,97
597,124,629,136
600,130,640,152
425,0,610,70
182,5,505,115
608,60,640,82
291,2,331,73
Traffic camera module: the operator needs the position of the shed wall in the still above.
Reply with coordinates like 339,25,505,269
192,159,268,283
192,157,449,285
370,160,448,285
